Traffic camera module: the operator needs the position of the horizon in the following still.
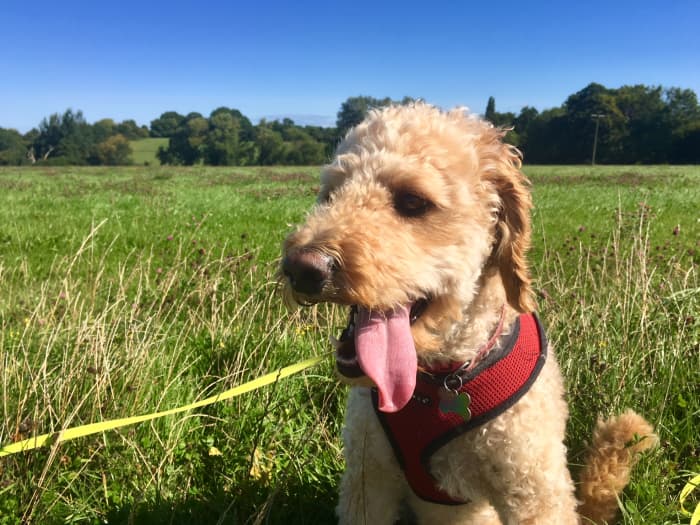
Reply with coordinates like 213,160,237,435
2,0,699,133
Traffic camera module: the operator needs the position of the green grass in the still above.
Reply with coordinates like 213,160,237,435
0,165,698,524
129,138,169,165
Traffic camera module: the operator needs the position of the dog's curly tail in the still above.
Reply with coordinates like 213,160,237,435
577,410,658,524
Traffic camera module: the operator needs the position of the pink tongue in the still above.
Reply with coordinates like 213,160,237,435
355,305,417,412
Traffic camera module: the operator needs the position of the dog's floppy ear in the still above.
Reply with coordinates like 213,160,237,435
482,136,536,313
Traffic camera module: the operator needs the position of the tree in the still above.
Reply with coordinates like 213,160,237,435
31,109,94,164
203,110,240,165
93,118,116,140
94,133,132,165
0,128,27,165
518,107,569,163
671,121,700,163
336,96,394,138
255,124,286,165
302,125,339,158
665,87,700,163
485,97,496,123
157,113,208,165
512,106,539,155
117,119,148,139
281,127,326,165
150,111,185,138
562,83,623,163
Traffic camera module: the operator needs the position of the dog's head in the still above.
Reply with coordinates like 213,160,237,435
281,103,534,411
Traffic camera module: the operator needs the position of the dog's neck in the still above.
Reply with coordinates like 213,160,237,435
421,271,517,367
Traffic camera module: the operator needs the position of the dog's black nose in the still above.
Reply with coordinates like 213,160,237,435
282,249,335,296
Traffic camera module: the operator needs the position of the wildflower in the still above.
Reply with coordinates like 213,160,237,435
166,235,174,241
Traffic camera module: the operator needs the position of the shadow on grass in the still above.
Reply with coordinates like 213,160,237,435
104,478,338,524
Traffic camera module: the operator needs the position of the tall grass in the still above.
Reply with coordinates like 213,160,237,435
1,230,345,523
534,202,698,523
0,166,698,524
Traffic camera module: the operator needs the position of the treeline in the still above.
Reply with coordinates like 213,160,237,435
0,84,698,166
151,108,338,166
0,111,148,166
486,83,700,164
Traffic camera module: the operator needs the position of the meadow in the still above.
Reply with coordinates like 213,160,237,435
129,138,169,166
0,165,698,524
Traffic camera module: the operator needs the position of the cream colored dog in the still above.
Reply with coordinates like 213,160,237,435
282,103,655,524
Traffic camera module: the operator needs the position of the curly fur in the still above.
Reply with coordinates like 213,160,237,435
282,103,656,524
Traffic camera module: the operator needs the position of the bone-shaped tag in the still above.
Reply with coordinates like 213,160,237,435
438,390,471,420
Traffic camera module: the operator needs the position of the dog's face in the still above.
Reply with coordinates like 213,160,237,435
282,103,533,411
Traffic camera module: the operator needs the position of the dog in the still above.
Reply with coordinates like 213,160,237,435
281,103,656,524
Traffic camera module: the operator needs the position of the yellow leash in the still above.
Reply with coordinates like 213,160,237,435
0,354,327,457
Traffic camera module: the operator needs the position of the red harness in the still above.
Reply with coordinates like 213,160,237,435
371,313,547,505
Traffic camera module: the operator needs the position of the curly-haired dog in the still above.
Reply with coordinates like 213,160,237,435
282,103,656,524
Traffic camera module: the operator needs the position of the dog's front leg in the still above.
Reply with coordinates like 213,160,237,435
337,388,406,525
473,359,580,525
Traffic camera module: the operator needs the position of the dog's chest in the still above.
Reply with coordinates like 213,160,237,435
371,313,547,505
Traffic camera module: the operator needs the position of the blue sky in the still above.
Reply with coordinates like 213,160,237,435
2,0,698,132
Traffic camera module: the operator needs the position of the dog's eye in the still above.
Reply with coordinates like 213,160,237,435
317,190,332,204
394,192,432,217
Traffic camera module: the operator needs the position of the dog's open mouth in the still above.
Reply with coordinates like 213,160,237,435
333,299,429,412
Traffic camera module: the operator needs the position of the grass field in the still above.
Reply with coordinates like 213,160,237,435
129,138,168,165
0,165,698,524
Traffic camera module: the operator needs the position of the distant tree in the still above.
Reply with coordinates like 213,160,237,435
31,113,62,161
519,107,568,163
665,87,700,163
95,133,132,165
195,108,253,165
183,116,208,164
616,85,669,163
255,124,286,165
150,111,185,138
117,119,148,139
158,113,208,165
282,127,326,165
483,96,518,136
336,96,395,138
303,125,339,158
92,118,116,144
156,144,177,165
203,110,240,165
31,109,94,164
666,87,700,163
485,97,496,123
512,106,539,155
671,121,700,163
0,128,27,165
562,83,623,163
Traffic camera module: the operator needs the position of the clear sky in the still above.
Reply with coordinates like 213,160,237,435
2,0,698,132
